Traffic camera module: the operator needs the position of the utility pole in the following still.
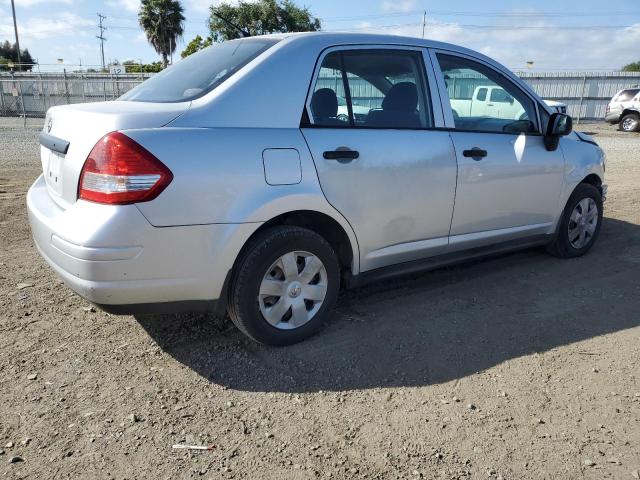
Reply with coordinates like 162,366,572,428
422,10,427,39
97,13,107,70
10,0,22,71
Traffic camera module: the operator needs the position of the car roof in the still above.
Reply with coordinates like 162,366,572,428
220,32,514,80
259,31,493,62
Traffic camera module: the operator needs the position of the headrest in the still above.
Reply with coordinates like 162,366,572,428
382,82,418,112
311,88,338,119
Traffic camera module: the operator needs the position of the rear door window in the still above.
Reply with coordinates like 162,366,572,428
308,49,433,129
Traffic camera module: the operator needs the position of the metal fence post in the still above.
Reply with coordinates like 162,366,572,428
38,70,47,113
0,79,6,115
577,74,587,125
80,71,86,101
63,68,70,104
15,73,27,127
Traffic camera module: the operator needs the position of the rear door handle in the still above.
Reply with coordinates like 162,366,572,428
323,149,360,161
462,148,488,160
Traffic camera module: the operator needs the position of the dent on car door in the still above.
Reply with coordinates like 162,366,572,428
301,47,458,272
431,50,565,250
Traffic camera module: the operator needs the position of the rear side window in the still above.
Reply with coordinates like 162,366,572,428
614,89,640,102
476,88,487,101
120,38,279,103
308,49,433,129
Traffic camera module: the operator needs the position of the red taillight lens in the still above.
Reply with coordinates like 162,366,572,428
78,132,173,205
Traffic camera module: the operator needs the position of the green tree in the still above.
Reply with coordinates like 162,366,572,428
122,59,164,73
181,34,213,58
0,40,35,71
208,0,321,42
622,61,640,72
138,0,185,68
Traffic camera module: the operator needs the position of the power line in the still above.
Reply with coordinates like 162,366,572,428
326,22,638,32
321,10,640,22
97,13,107,69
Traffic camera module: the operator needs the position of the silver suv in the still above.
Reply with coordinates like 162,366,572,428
28,33,607,345
605,87,640,132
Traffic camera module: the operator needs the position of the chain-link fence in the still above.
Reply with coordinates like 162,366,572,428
2,70,640,121
0,72,153,118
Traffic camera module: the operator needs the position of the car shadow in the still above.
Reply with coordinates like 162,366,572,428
136,217,640,393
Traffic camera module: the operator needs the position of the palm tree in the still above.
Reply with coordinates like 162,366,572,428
138,0,185,68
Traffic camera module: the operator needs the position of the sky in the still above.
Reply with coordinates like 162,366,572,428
1,0,639,71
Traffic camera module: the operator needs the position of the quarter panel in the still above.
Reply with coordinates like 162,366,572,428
126,127,361,273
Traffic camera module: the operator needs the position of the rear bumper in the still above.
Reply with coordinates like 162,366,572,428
605,113,621,124
27,175,257,314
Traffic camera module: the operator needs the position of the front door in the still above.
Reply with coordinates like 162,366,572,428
302,47,458,271
432,51,565,250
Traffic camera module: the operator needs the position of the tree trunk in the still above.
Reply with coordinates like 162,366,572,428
162,52,168,69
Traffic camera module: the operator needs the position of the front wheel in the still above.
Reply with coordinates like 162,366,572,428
619,113,640,132
546,183,603,258
228,226,340,346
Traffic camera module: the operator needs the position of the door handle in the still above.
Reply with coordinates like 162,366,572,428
323,149,360,161
462,148,488,160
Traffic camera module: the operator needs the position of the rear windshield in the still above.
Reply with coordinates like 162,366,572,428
614,89,640,102
120,38,280,103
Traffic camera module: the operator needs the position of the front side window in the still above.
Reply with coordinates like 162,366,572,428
308,49,432,129
120,38,279,103
436,53,538,134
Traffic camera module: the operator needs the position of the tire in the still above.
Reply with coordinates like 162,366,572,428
619,113,640,132
227,226,340,346
546,183,603,258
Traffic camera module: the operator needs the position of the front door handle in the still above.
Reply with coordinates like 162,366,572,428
323,148,360,161
462,148,488,160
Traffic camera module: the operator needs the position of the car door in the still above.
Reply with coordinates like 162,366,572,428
301,46,458,271
430,50,565,250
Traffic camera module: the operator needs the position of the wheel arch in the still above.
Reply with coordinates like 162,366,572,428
621,108,640,119
580,173,603,195
234,209,360,279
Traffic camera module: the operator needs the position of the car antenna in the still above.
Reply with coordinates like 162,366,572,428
213,13,251,38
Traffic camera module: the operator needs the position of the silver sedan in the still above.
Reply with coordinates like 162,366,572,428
28,33,606,345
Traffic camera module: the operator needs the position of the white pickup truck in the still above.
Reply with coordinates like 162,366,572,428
451,85,567,120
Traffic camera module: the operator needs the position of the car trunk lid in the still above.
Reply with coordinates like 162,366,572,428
40,100,188,208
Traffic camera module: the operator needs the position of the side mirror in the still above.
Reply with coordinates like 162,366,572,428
544,113,573,151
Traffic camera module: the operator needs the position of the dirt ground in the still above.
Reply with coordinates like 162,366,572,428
1,120,639,480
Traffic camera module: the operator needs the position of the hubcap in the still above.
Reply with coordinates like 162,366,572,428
568,197,598,249
258,251,328,330
622,117,638,131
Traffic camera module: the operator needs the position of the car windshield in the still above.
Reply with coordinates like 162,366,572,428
120,38,280,103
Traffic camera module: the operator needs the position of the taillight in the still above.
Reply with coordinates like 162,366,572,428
78,132,173,205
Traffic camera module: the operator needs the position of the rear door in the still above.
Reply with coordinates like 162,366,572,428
431,50,565,250
301,46,458,271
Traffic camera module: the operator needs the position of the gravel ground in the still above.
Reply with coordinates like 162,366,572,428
1,120,639,480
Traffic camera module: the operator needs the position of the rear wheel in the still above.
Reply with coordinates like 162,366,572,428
228,226,340,346
619,113,640,132
546,183,603,258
